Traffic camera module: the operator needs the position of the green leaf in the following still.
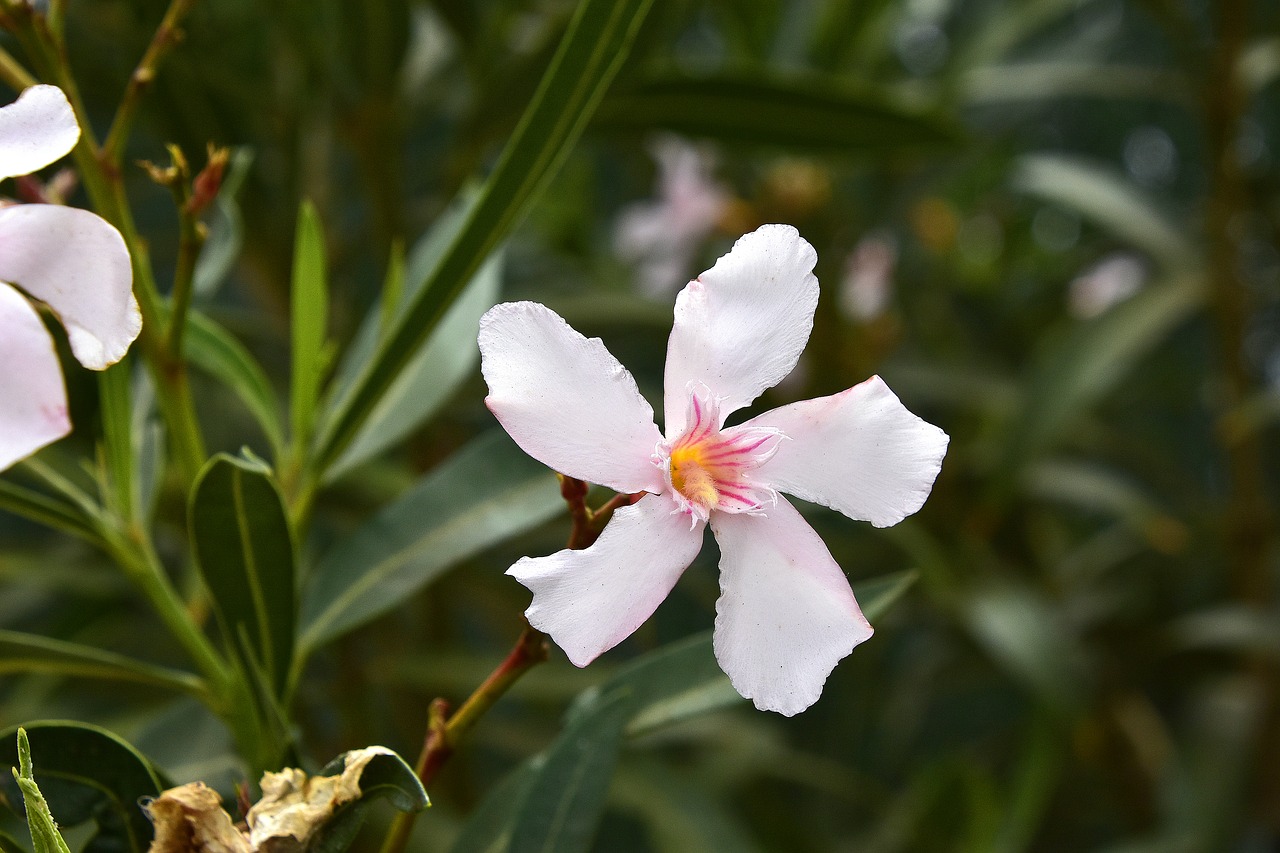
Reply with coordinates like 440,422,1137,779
963,63,1191,105
1013,154,1198,269
190,454,296,698
0,480,101,544
611,761,763,853
325,236,502,480
1003,274,1204,474
299,432,561,652
290,200,330,452
508,690,632,853
595,72,963,153
313,0,656,471
96,362,135,520
184,311,285,456
0,630,205,698
963,583,1089,711
310,748,429,853
857,568,919,622
9,730,71,853
450,764,539,853
0,722,164,853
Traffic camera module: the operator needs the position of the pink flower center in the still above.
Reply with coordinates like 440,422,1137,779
658,387,784,522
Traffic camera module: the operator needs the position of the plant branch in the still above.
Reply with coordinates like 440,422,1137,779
102,0,195,164
380,476,641,853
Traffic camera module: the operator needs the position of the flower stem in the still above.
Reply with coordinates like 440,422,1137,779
101,0,194,165
379,476,638,853
1,1,209,487
379,626,549,853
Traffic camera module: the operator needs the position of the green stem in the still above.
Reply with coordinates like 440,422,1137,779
166,215,204,359
380,627,549,853
102,525,229,691
0,43,35,89
101,0,195,165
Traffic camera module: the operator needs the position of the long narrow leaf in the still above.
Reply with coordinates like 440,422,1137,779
189,455,296,699
300,432,561,652
595,72,963,153
0,630,206,698
313,0,656,471
184,311,285,455
290,200,330,451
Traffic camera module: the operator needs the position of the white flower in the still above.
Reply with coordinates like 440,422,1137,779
614,135,729,297
479,225,949,715
0,85,138,472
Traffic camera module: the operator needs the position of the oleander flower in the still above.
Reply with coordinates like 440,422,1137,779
0,85,138,472
480,225,948,715
614,135,730,297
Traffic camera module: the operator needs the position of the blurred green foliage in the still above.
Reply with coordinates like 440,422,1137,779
2,0,1280,850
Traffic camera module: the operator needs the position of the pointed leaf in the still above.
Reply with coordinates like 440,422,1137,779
0,630,205,697
1014,154,1197,269
290,200,330,450
0,722,163,853
300,432,561,651
595,72,963,153
10,730,71,853
508,691,632,853
574,570,918,737
325,240,502,480
1003,274,1204,473
184,311,285,455
190,455,296,698
314,0,656,470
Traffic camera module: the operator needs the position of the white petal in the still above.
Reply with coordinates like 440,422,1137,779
745,376,949,528
0,85,79,181
0,204,138,370
0,282,70,471
662,225,818,437
710,497,872,716
508,493,705,666
480,301,664,493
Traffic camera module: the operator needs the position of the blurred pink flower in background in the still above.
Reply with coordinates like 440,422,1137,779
840,230,898,322
614,135,730,297
1068,252,1147,319
481,225,949,715
0,85,138,472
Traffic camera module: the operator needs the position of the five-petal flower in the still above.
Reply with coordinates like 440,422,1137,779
0,85,138,472
480,224,948,715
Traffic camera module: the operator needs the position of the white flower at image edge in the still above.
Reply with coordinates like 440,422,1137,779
479,225,949,716
0,84,138,472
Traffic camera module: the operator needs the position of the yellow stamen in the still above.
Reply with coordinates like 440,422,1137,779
669,445,719,508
